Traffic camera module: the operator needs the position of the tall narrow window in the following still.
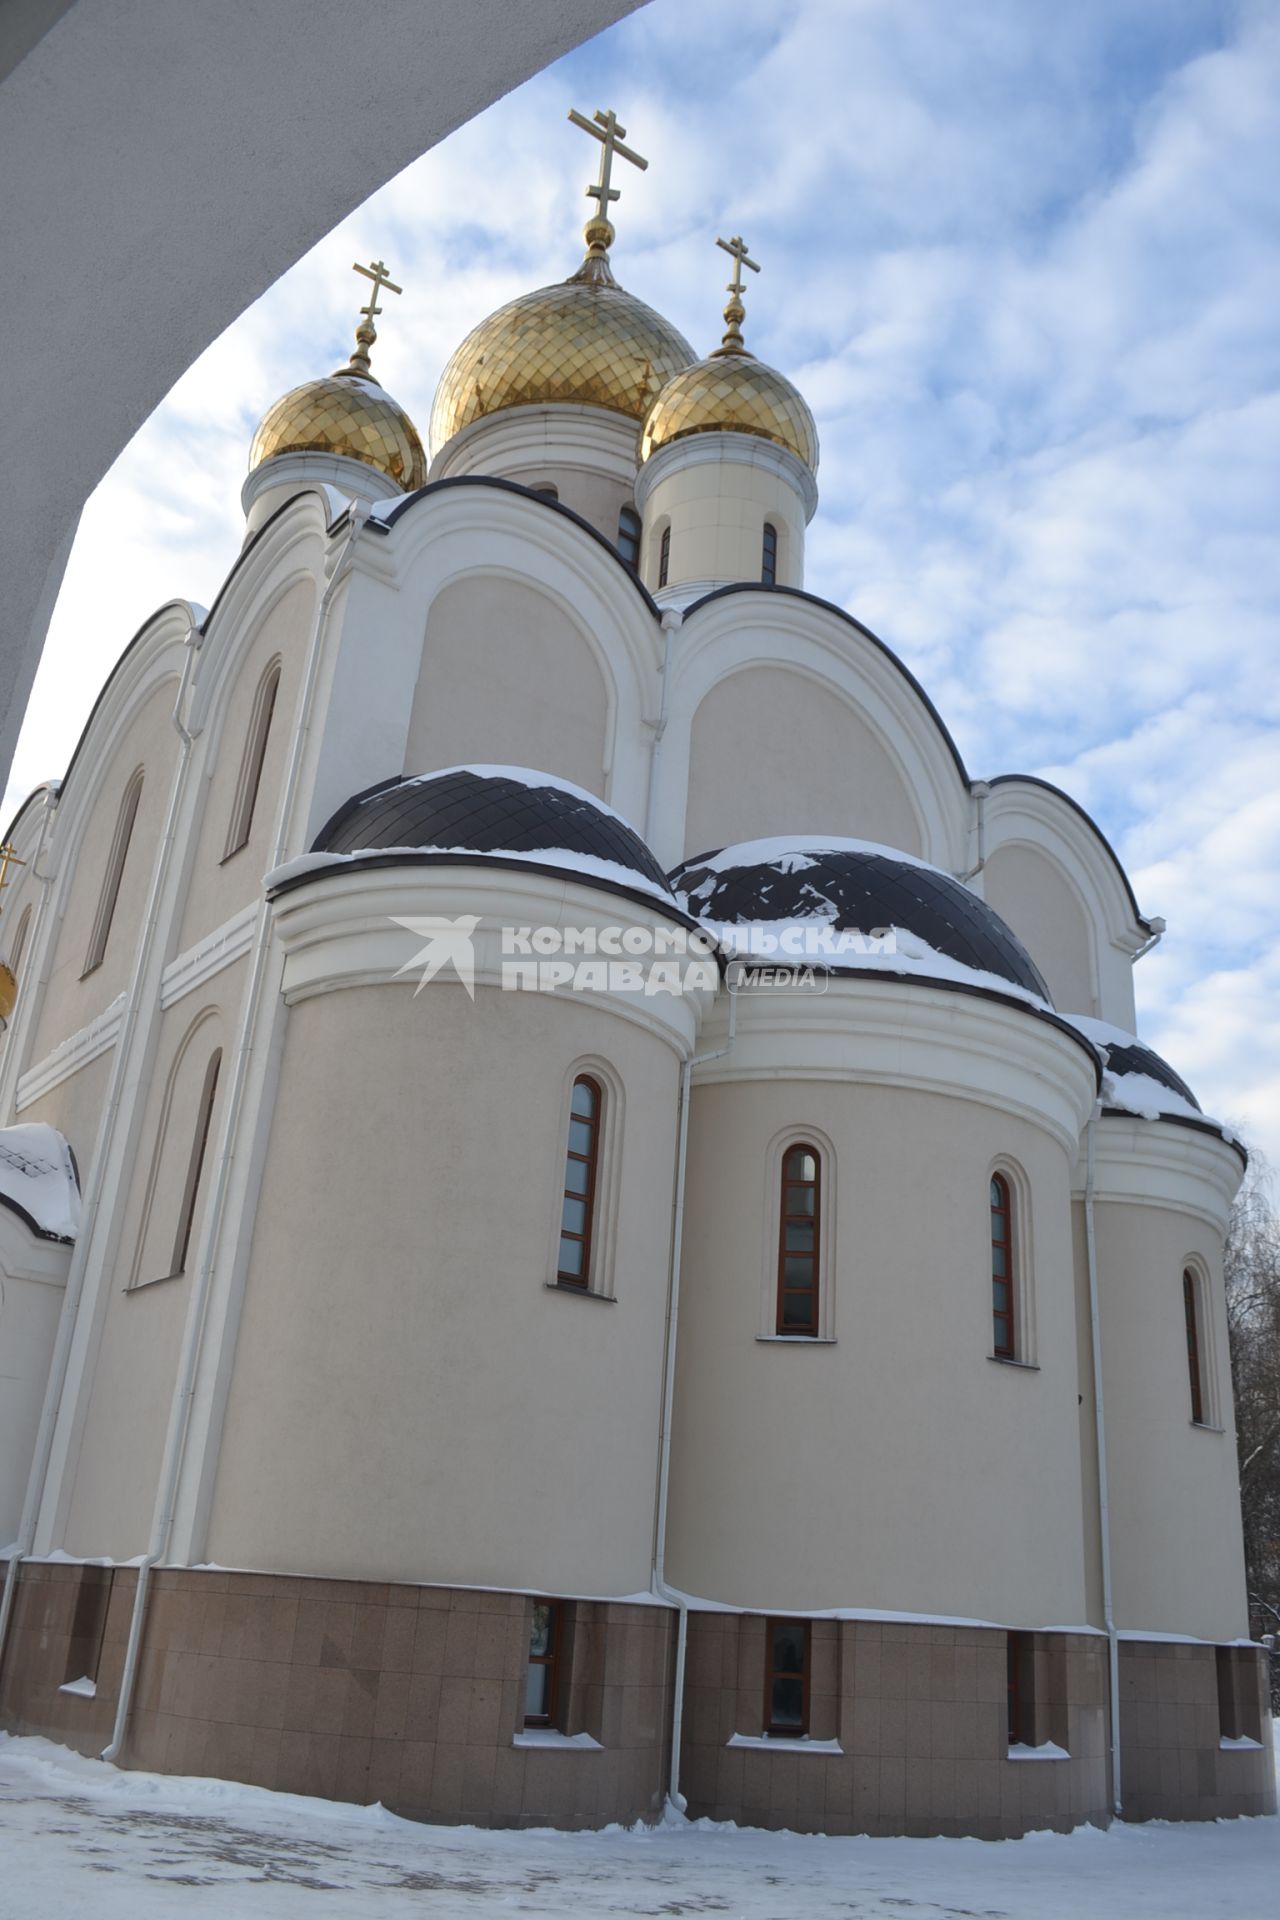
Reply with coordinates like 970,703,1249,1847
83,769,143,976
525,1600,562,1727
761,520,778,585
658,523,671,588
1007,1630,1033,1745
170,1049,221,1277
558,1075,602,1288
1184,1268,1205,1424
224,661,281,859
7,904,31,981
617,505,642,572
991,1174,1014,1358
765,1619,810,1736
777,1144,820,1335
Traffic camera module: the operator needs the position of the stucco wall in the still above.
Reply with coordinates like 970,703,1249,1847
207,978,681,1594
682,665,924,859
983,842,1097,1016
668,1076,1089,1624
404,577,612,795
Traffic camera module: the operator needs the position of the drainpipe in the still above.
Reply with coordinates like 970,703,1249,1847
643,608,682,847
960,780,990,883
0,622,202,1673
1132,917,1165,963
652,983,736,1814
1084,1104,1122,1818
102,509,366,1764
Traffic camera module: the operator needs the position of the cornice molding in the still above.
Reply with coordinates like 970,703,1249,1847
16,994,125,1112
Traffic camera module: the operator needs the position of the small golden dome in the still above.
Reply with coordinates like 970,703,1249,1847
430,255,695,459
249,371,426,490
640,352,819,471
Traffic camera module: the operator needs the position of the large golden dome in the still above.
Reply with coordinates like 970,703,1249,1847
249,371,426,490
430,254,695,458
640,352,819,471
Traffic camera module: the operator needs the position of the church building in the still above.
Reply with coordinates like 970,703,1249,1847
0,109,1271,1837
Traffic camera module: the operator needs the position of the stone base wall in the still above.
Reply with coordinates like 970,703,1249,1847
0,1563,674,1829
681,1617,1110,1838
2,1566,1272,1833
1118,1640,1275,1821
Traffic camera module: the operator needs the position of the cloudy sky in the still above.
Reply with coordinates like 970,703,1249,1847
7,0,1278,1163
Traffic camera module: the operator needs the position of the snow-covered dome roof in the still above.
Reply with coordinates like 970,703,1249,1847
305,765,678,909
0,1123,80,1243
669,837,1052,1003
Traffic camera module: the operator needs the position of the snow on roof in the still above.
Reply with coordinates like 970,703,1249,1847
1061,1013,1234,1141
398,764,646,837
0,1124,80,1242
683,834,941,877
265,843,680,912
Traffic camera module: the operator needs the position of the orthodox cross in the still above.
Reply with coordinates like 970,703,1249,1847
568,106,647,240
343,258,404,378
715,234,760,353
0,843,26,895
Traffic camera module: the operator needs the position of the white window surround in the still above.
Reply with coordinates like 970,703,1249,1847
546,1054,624,1301
222,656,281,860
82,766,144,977
1007,1741,1069,1762
989,1154,1036,1367
126,1010,222,1291
726,1734,843,1755
760,1123,837,1343
1182,1254,1221,1430
514,1729,602,1751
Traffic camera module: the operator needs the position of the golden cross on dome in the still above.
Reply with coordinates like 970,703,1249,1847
340,257,405,380
714,234,760,354
0,843,26,895
568,106,647,261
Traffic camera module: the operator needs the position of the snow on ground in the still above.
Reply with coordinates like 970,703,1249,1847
1,1730,1277,1919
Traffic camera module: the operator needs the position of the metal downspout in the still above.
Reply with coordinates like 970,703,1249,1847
653,988,736,1815
1084,1105,1122,1817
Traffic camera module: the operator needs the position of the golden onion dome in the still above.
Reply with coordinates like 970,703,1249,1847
640,235,819,472
249,371,425,490
429,250,695,459
249,260,426,490
640,351,818,471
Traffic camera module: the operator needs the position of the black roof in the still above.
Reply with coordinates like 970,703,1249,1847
1092,1032,1202,1113
312,766,674,899
669,841,1053,1001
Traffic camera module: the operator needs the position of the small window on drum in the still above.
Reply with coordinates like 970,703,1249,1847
658,523,671,588
765,1619,810,1736
525,1600,563,1727
1184,1268,1206,1424
777,1144,821,1335
761,520,779,585
558,1075,602,1288
530,483,559,501
991,1173,1015,1358
617,505,642,572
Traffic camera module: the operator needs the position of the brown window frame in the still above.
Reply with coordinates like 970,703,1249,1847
658,523,671,588
524,1598,563,1728
776,1143,821,1336
557,1075,602,1289
764,1618,811,1737
761,520,779,585
82,768,143,977
169,1049,222,1278
1184,1268,1205,1424
223,660,281,861
617,505,642,572
991,1173,1015,1358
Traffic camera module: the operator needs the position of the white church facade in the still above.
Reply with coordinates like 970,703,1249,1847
0,114,1271,1836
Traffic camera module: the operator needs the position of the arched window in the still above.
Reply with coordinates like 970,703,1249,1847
7,904,32,981
224,660,281,859
658,523,671,588
777,1144,821,1335
557,1075,602,1288
761,520,779,585
617,505,642,572
83,768,143,976
991,1174,1014,1358
1183,1268,1205,1424
170,1049,221,1277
